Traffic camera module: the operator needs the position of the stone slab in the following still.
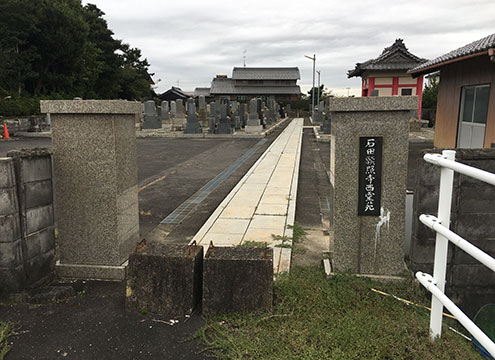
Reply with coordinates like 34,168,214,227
56,260,127,281
40,100,142,114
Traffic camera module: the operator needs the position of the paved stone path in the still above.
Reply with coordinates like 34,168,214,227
192,118,303,274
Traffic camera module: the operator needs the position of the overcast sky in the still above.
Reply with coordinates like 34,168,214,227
83,0,494,94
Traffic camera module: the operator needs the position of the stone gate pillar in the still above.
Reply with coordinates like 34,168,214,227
329,96,417,275
40,100,141,280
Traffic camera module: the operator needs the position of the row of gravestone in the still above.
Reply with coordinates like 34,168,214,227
314,100,331,134
142,95,285,134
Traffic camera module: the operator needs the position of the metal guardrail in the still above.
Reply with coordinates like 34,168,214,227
417,150,495,358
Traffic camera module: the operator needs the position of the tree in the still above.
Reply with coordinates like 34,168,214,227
117,43,153,100
422,75,439,110
307,84,330,106
0,0,154,101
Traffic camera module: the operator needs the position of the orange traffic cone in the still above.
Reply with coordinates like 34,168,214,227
3,124,10,140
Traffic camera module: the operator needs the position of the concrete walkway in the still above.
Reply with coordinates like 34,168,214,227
192,118,304,274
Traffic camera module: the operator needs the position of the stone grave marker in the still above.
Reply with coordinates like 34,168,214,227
198,95,208,127
142,100,161,129
173,99,187,130
160,100,170,124
208,102,217,134
239,103,248,127
245,98,263,133
184,98,202,134
170,101,176,118
215,103,233,134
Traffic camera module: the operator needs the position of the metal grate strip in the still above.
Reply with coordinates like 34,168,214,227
161,139,266,224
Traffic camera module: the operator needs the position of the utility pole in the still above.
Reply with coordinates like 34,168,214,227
316,70,321,110
243,50,247,67
304,54,316,121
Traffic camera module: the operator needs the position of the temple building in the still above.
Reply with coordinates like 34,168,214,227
347,39,427,117
197,67,301,102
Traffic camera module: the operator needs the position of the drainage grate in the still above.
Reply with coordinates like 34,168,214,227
161,139,267,224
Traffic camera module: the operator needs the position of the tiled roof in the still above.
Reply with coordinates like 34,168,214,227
194,87,211,97
210,77,300,95
210,78,236,94
158,86,189,100
234,85,301,95
409,33,495,75
347,39,427,78
232,67,300,80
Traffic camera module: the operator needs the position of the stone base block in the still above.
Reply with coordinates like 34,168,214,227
56,260,127,281
245,125,263,133
0,266,25,295
203,247,273,315
126,243,203,317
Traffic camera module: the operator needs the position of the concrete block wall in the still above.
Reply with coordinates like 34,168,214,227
410,148,495,316
0,149,55,294
0,157,24,292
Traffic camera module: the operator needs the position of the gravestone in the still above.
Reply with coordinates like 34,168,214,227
203,247,273,315
40,100,141,280
160,100,170,124
257,98,263,122
215,103,233,134
262,106,269,127
198,95,208,128
245,98,263,133
184,99,202,134
142,100,161,129
208,102,217,134
170,101,176,118
329,96,417,275
320,111,331,134
231,101,241,130
173,99,187,130
126,243,203,317
239,103,248,127
314,101,325,124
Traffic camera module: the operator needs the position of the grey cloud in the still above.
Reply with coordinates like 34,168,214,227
84,0,495,93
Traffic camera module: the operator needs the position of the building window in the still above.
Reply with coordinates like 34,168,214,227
370,89,379,96
460,85,490,124
401,88,412,96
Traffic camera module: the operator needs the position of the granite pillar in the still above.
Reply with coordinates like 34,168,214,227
40,100,141,280
329,96,417,275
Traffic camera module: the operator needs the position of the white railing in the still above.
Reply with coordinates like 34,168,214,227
416,150,495,358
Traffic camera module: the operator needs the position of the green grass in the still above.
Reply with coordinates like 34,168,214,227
0,322,12,360
197,266,482,360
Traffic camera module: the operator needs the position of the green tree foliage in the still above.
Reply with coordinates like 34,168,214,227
307,84,327,105
0,0,153,102
422,75,439,109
